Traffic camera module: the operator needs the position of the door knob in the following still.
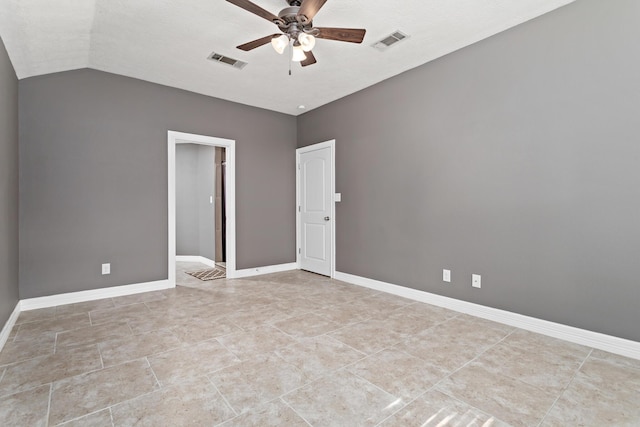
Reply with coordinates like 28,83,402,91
324,216,330,221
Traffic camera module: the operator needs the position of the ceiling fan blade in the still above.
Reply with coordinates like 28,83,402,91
226,0,280,24
237,34,280,51
301,50,317,67
298,0,328,23
315,27,366,44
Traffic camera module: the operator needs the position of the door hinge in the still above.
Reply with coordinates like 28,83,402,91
298,206,301,212
298,248,301,254
298,164,301,170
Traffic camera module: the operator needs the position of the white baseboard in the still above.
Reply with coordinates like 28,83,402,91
232,262,298,279
20,280,173,311
0,302,21,352
176,256,217,268
334,271,640,361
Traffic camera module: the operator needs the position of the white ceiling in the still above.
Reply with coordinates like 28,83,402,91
0,0,575,115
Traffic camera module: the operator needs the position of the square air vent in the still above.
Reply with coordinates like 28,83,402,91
207,52,247,70
372,31,409,51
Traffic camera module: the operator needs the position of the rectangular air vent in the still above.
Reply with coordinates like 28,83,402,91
207,52,247,70
372,31,409,51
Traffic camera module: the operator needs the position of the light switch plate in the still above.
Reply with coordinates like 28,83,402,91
335,193,342,202
102,263,111,275
443,269,451,282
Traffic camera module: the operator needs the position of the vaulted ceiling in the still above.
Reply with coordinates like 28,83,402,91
0,0,574,115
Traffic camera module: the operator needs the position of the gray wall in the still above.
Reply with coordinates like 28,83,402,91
176,144,216,260
298,0,640,341
176,144,199,256
0,36,19,324
19,69,296,299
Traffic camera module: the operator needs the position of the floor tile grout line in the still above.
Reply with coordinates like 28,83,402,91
320,334,362,360
273,343,367,388
214,337,243,361
53,406,112,426
492,344,593,395
536,347,594,427
273,345,396,412
321,334,368,359
432,386,511,426
280,396,314,426
225,318,248,333
119,380,172,421
45,382,53,427
97,344,105,369
277,373,325,403
53,332,59,354
206,376,238,416
430,328,515,391
1,346,55,369
91,376,175,420
280,359,409,427
395,346,435,365
12,323,22,342
374,386,434,426
349,368,406,403
126,321,135,336
245,323,291,339
0,382,52,401
426,327,568,426
0,351,125,400
337,345,395,373
145,356,162,388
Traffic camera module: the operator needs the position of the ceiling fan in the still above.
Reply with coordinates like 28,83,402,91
226,0,366,67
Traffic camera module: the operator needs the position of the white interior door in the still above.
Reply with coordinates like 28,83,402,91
298,143,333,276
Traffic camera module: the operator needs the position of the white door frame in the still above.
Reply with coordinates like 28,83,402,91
168,131,237,285
296,139,336,278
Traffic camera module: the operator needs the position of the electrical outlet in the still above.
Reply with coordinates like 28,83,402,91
472,274,481,288
443,269,451,283
102,263,111,275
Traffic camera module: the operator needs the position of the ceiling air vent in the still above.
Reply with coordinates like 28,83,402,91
372,31,409,51
207,52,247,70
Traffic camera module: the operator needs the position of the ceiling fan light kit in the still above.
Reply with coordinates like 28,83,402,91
226,0,366,67
291,42,308,62
271,34,289,54
298,32,316,52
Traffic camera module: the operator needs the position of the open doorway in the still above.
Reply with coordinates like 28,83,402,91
214,147,227,266
174,144,226,285
168,131,236,286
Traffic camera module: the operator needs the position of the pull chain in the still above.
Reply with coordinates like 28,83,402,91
289,41,292,76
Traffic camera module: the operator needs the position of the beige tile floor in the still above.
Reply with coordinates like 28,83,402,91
1,264,640,426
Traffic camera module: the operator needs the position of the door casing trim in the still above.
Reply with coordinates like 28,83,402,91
168,131,237,285
296,140,336,278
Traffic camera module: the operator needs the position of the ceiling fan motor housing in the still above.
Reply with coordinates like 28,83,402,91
277,6,317,38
